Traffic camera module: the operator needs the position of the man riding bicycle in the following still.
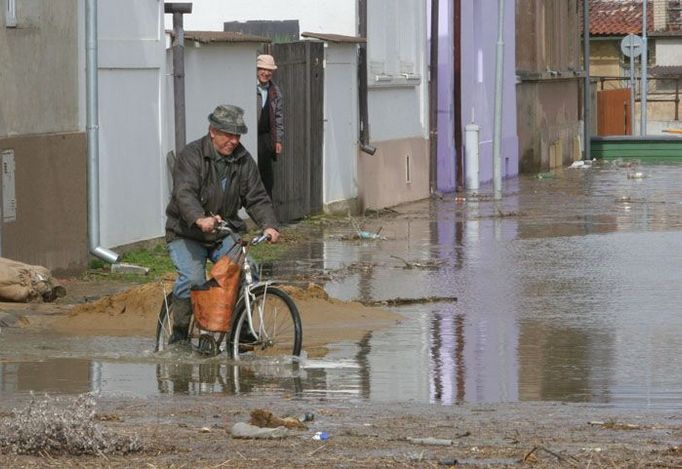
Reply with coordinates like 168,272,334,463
165,104,280,345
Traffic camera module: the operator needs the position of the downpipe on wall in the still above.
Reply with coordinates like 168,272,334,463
358,0,376,156
86,0,119,264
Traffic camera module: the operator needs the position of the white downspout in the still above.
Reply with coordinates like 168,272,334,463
86,0,119,263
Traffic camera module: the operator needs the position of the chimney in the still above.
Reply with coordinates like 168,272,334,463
653,0,668,31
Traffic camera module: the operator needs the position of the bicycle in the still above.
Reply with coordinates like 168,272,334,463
155,224,303,360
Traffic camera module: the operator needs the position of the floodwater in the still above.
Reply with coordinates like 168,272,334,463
2,160,682,409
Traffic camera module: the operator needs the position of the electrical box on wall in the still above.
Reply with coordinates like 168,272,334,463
1,149,16,222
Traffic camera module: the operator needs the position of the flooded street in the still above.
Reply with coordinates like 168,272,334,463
2,161,682,409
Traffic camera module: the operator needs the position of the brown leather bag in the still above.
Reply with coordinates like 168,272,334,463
191,254,243,332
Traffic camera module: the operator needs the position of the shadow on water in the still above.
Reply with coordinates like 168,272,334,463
2,162,682,408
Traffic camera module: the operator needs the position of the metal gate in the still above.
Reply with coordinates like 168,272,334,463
597,88,632,136
271,41,324,223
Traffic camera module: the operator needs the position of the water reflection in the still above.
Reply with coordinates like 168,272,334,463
2,165,682,408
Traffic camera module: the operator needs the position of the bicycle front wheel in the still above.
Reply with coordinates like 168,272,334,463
229,286,302,360
155,292,174,352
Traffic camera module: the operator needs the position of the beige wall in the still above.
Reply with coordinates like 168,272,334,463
517,79,582,173
590,41,622,81
357,137,429,210
0,133,88,274
516,0,582,173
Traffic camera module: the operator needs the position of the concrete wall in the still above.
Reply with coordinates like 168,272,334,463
0,134,88,273
357,137,428,210
517,80,581,172
516,0,582,173
0,0,79,136
0,0,87,272
163,0,356,36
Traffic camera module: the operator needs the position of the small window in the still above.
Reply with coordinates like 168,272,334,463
5,0,17,28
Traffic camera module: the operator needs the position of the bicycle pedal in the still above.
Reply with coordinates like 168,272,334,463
197,334,218,356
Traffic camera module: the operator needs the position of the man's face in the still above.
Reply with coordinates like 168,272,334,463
210,128,241,156
257,67,273,85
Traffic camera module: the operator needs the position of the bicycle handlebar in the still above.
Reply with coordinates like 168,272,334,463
215,220,270,245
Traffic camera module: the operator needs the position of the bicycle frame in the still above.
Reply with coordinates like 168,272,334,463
235,233,278,344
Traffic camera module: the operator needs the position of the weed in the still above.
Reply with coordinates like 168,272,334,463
0,393,142,456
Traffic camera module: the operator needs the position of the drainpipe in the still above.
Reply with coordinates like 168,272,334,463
428,0,439,194
454,0,463,191
85,0,119,263
583,0,591,159
492,0,505,200
641,0,648,136
358,0,376,155
165,2,193,156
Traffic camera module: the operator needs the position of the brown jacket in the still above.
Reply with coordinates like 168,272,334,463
165,135,279,244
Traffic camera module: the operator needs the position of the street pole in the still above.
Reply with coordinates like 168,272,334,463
583,0,591,160
164,2,193,157
492,0,504,200
429,0,439,194
641,0,648,136
629,38,635,131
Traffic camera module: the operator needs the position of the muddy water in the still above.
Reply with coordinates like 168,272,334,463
2,161,682,408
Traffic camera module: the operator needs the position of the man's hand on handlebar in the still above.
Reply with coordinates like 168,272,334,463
264,227,280,243
195,214,222,233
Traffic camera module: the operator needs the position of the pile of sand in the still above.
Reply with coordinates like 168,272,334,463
48,282,403,355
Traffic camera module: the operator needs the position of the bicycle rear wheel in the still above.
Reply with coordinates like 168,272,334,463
229,286,302,360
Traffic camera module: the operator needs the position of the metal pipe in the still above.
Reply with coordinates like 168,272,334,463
428,0,439,193
628,36,635,133
165,3,193,156
641,0,648,135
358,0,376,155
85,0,119,264
492,0,504,200
454,0,463,191
464,124,480,192
583,0,591,160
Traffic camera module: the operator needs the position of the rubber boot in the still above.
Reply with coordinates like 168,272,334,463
169,295,192,345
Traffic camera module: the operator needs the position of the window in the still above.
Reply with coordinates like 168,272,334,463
5,0,17,28
367,0,422,87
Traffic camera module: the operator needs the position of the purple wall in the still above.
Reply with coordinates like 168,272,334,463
429,0,519,192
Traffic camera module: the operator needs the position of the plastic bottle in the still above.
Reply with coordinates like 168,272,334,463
312,431,329,441
299,412,315,423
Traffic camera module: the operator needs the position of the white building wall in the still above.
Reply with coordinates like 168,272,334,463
97,0,167,247
655,38,682,66
164,0,356,35
179,43,259,159
366,0,429,142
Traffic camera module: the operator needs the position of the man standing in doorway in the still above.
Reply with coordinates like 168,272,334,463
256,53,284,199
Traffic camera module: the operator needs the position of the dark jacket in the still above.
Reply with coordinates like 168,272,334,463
165,135,279,244
257,80,284,148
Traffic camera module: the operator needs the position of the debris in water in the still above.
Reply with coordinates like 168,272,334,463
357,296,457,306
390,255,444,270
407,436,453,446
250,408,307,430
230,422,289,439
